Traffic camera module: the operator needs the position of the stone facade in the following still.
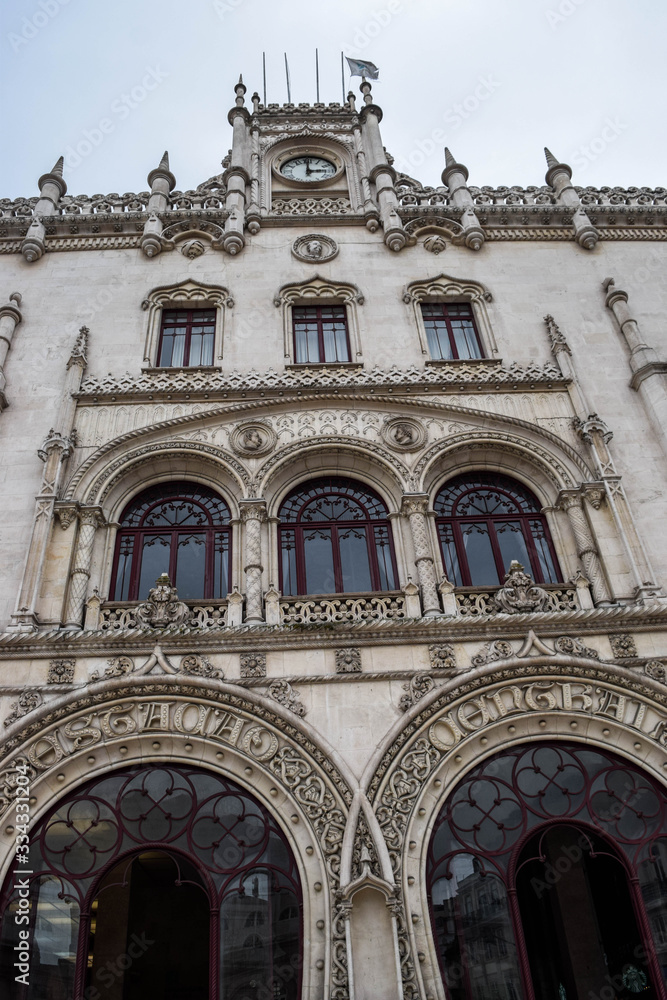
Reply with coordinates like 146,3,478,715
1,77,667,999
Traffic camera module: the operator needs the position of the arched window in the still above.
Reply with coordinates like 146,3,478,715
434,472,560,587
427,743,667,1000
0,765,302,1000
111,482,232,601
278,477,398,596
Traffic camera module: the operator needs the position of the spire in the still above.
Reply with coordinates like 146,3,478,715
158,150,169,171
51,156,64,177
147,150,176,192
234,75,247,108
444,147,456,168
544,146,559,169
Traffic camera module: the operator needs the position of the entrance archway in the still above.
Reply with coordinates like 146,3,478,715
0,764,302,1000
426,743,667,1000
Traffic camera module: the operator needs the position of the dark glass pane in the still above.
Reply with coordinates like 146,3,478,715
213,531,229,598
144,498,210,528
461,522,499,586
374,525,396,590
138,534,172,598
175,533,206,599
303,527,335,593
431,865,524,1000
638,840,667,981
529,519,558,583
301,494,366,522
338,525,372,592
280,529,298,596
437,522,462,586
121,483,230,528
115,534,134,600
451,317,482,359
425,319,452,360
435,474,542,517
495,520,531,577
279,478,388,523
322,319,349,362
159,328,186,367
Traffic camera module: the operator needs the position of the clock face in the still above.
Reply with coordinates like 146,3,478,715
280,156,337,182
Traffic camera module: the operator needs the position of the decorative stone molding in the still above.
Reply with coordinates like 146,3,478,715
47,658,75,684
335,648,362,673
180,654,222,678
37,428,76,463
274,275,364,362
90,656,134,681
493,561,550,614
381,417,426,452
240,652,266,678
280,593,406,625
399,673,435,712
230,421,276,457
140,279,233,367
292,233,338,263
268,679,305,716
135,575,191,628
609,633,638,659
402,272,497,357
4,692,42,728
645,660,666,683
428,642,456,672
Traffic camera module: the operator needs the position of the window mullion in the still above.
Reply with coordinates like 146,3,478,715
331,526,344,593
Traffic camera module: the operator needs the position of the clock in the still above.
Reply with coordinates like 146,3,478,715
279,156,337,182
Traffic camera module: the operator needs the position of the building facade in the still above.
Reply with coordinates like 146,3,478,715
0,76,667,1000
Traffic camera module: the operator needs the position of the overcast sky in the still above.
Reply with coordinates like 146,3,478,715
1,0,664,200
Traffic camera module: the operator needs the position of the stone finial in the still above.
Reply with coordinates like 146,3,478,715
51,156,64,177
544,314,571,356
494,561,550,614
38,155,67,199
544,146,573,187
360,79,373,105
235,74,247,106
544,146,559,169
67,325,89,370
441,147,469,186
147,150,176,191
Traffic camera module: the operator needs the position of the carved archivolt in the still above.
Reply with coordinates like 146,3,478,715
0,680,357,1000
362,653,667,1000
140,279,233,367
402,271,497,357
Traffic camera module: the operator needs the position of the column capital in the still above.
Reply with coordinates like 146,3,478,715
239,499,268,523
400,494,430,517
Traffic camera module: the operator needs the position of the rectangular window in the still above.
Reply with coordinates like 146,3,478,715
158,308,216,367
293,305,350,363
421,302,483,360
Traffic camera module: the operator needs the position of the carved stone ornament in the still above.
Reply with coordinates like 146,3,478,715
4,692,43,728
135,574,191,628
47,658,75,684
428,642,457,673
609,633,638,659
380,416,426,452
646,660,667,683
230,421,276,457
179,238,207,259
493,561,550,614
291,233,338,263
335,647,361,673
267,679,305,716
423,234,447,255
399,673,435,712
240,652,266,678
180,654,222,679
90,656,134,681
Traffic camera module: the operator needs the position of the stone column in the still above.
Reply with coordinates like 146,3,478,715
141,151,176,257
401,495,441,616
0,292,22,410
21,156,67,262
222,76,250,255
557,491,611,605
240,500,267,623
359,80,406,251
64,507,105,628
544,148,598,250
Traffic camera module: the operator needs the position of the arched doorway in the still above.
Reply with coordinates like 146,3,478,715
0,765,302,1000
427,743,667,1000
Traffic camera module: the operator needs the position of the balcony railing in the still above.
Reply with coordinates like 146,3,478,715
455,585,579,617
98,599,228,631
279,592,406,626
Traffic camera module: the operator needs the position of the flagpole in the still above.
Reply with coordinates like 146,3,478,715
262,51,267,105
284,53,291,103
340,51,345,103
315,48,320,103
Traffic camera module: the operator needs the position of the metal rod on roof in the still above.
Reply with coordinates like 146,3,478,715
316,48,320,103
284,53,291,103
340,51,345,104
262,52,267,105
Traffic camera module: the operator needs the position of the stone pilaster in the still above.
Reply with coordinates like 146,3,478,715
0,292,22,410
401,495,441,615
557,491,611,605
240,500,267,623
63,508,105,628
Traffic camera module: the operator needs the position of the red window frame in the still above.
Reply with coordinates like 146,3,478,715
434,473,562,587
420,302,484,360
110,483,232,601
278,477,398,596
157,308,216,368
292,304,351,364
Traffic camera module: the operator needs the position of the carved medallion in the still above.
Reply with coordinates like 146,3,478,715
230,421,276,457
291,233,338,263
380,416,426,452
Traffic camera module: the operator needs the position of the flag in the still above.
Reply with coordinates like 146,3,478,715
345,57,379,80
